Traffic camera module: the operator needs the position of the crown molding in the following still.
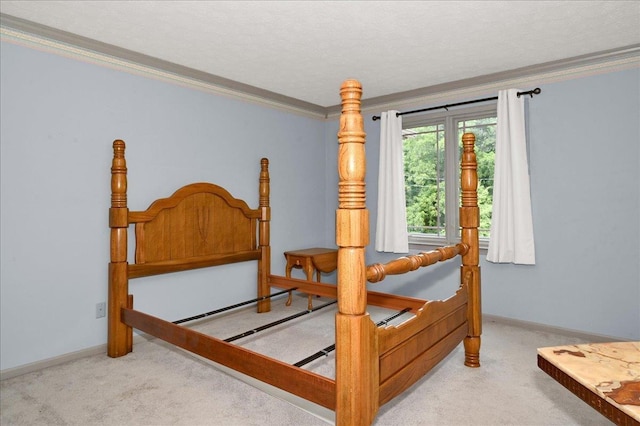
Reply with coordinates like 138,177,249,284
2,13,638,122
330,44,640,119
0,13,328,120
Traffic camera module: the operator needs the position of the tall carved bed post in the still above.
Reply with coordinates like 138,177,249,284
335,80,379,425
108,140,132,357
257,158,271,313
460,133,482,367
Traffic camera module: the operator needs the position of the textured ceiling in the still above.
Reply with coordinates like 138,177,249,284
1,1,639,107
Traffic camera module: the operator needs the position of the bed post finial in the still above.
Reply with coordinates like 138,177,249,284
335,80,378,426
111,140,127,207
460,132,482,368
337,80,366,210
257,158,271,313
108,140,132,358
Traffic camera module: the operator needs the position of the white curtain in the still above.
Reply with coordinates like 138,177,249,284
375,111,409,253
487,89,536,264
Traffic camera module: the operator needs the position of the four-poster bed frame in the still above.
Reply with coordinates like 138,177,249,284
108,79,481,425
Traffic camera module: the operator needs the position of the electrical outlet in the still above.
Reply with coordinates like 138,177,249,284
96,302,106,318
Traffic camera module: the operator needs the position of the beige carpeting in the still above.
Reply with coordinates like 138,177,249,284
1,294,612,425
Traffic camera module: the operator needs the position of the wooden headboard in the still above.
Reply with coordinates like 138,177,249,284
108,140,272,356
128,182,262,278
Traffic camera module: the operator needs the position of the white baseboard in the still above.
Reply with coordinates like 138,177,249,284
483,314,626,343
0,334,149,381
0,343,106,381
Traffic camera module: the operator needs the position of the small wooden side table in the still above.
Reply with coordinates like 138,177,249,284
284,248,338,309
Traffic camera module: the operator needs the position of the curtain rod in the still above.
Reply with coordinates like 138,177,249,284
371,88,541,121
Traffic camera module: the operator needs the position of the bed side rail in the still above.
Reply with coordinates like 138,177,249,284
366,243,469,283
121,307,336,409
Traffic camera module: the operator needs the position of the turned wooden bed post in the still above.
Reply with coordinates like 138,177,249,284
108,140,133,357
257,158,271,313
460,133,482,367
335,80,379,425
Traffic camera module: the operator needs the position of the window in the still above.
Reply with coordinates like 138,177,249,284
402,104,496,248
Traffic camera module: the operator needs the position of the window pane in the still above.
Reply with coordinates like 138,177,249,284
403,124,446,237
458,117,496,237
402,109,496,245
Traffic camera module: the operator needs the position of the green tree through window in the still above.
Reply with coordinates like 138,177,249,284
403,124,446,236
403,107,496,246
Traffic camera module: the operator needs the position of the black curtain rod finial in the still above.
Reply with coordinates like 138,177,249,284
517,87,542,98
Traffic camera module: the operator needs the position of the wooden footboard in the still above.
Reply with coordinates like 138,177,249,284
378,286,468,405
333,81,481,425
269,270,475,407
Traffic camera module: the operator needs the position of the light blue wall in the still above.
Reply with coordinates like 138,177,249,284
325,68,640,341
2,39,638,373
0,41,328,371
503,69,639,340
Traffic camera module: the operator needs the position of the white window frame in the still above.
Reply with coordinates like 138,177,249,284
402,103,496,250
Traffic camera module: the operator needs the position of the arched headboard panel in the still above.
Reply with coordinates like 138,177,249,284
130,183,260,265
